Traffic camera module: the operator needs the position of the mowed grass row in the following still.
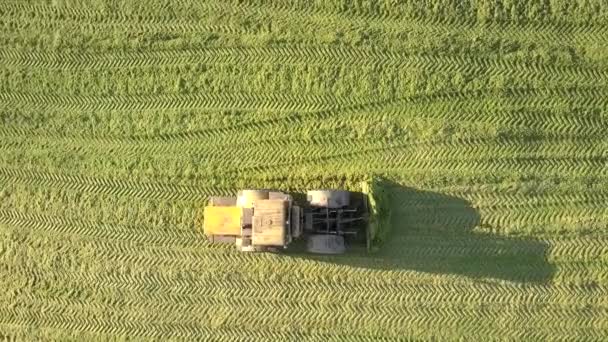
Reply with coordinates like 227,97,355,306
1,92,606,182
1,221,607,340
2,51,606,98
1,178,606,283
1,220,607,304
1,0,608,340
1,0,606,56
1,178,608,242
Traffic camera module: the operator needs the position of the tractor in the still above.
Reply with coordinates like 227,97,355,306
203,189,371,254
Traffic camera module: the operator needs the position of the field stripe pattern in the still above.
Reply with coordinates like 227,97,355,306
1,0,607,340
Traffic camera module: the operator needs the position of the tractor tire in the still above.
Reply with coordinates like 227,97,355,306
237,189,269,209
306,190,350,209
306,234,346,254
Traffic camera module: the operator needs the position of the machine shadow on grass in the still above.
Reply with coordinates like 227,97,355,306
287,180,555,284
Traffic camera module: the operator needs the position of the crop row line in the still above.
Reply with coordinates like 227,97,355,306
0,210,204,249
1,94,605,152
396,191,608,211
4,83,606,113
214,0,608,35
223,135,608,171
20,134,608,172
3,272,607,338
0,14,246,35
221,136,608,177
182,137,605,179
5,219,605,286
7,262,607,311
0,85,605,149
0,92,359,113
0,307,380,341
0,167,229,202
2,46,607,80
230,156,608,183
2,0,607,42
4,286,606,335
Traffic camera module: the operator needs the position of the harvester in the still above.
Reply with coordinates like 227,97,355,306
203,187,378,254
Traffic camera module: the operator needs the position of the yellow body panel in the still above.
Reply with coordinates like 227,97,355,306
203,206,242,236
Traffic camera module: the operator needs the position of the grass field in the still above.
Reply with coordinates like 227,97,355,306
1,0,608,340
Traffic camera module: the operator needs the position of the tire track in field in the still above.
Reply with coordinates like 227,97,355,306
5,283,521,334
0,115,604,182
2,45,608,81
0,15,244,36
8,262,608,309
478,208,608,236
0,167,230,202
3,287,606,340
212,0,608,34
0,221,537,286
2,49,606,102
1,87,605,153
4,83,604,146
0,307,357,340
4,0,605,45
220,134,607,176
387,234,608,264
3,7,605,78
0,181,204,235
209,135,606,174
0,210,205,249
3,243,604,336
2,247,604,336
0,92,356,113
396,190,608,211
380,157,608,178
393,106,608,136
405,206,608,239
239,154,608,182
9,266,608,313
7,288,606,335
0,112,605,179
5,218,601,286
205,1,608,46
14,131,593,173
3,171,604,267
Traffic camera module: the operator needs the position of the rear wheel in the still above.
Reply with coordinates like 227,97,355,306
306,234,346,254
307,190,350,208
237,190,269,208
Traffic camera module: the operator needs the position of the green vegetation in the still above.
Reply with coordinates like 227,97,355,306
1,0,607,340
361,177,392,252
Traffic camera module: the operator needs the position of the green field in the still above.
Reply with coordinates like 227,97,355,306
1,0,608,340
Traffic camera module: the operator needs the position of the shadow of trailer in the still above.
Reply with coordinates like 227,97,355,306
285,178,555,284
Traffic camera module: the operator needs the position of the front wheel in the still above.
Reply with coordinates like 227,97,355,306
306,234,346,254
